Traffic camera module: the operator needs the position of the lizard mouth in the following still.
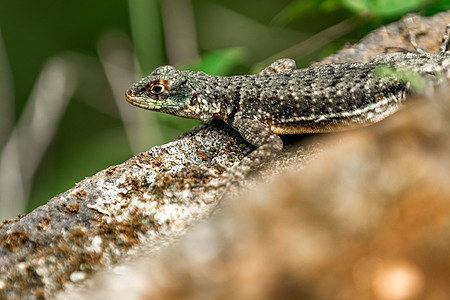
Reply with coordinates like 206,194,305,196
125,89,157,109
125,88,167,111
125,89,151,108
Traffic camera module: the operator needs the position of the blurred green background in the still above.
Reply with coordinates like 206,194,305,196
0,0,448,220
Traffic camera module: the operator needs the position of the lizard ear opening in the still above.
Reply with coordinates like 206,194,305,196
190,92,198,106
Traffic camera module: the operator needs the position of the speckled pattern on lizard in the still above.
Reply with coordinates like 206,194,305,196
126,25,450,180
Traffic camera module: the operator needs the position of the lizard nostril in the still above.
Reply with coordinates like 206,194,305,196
127,89,135,96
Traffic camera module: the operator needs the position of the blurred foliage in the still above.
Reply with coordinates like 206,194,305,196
342,0,428,17
188,47,247,75
0,0,448,217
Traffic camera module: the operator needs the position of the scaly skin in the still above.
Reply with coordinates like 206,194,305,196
126,26,450,179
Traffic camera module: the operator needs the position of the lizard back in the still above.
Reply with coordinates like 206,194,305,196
221,51,449,134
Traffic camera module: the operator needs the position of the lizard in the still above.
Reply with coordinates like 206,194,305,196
126,25,450,181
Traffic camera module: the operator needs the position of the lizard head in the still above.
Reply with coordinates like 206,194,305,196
125,65,206,119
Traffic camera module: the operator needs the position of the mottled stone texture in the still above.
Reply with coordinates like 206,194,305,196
0,11,449,300
0,122,252,299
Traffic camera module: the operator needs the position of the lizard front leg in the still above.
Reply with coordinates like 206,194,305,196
230,118,283,179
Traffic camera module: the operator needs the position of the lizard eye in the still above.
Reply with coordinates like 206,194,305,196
150,83,165,95
146,80,170,97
